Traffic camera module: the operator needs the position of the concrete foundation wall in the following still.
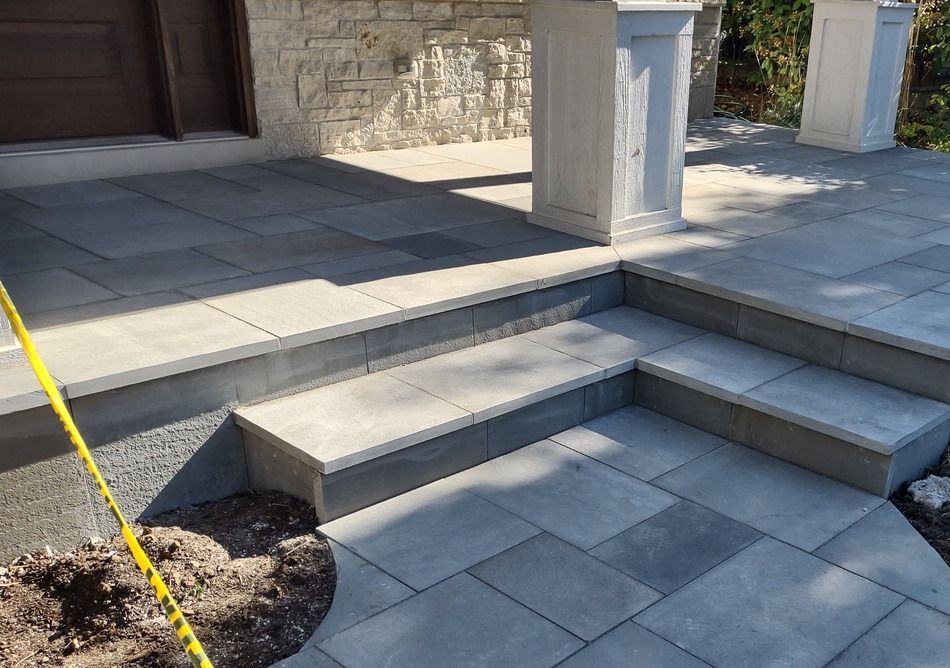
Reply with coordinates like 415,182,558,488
246,0,722,157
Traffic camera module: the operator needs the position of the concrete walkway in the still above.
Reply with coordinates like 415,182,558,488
276,410,950,668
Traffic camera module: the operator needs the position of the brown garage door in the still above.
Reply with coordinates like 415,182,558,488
0,0,255,145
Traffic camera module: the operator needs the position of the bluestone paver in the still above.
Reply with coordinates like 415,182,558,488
1,267,118,315
827,601,950,668
318,574,581,668
226,213,318,236
654,444,883,551
635,538,903,668
815,503,950,614
899,243,950,272
878,194,950,223
682,206,808,236
849,290,950,359
591,501,761,594
828,209,945,238
549,406,726,481
466,234,621,287
638,332,805,402
558,622,711,668
0,234,98,275
318,482,540,590
843,261,950,296
469,533,661,640
110,170,256,201
5,179,139,207
384,231,483,258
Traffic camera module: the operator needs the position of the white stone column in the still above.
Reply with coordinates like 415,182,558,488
797,0,917,153
529,0,702,245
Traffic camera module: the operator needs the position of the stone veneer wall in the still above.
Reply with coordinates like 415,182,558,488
245,0,721,157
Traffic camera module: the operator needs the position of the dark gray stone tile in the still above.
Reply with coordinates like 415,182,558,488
473,280,591,344
583,372,636,420
841,335,950,403
589,271,625,311
470,533,661,641
634,372,734,438
219,213,318,236
109,170,256,201
63,216,256,259
315,423,488,521
292,168,440,200
848,290,950,360
487,389,585,458
70,248,249,295
366,308,474,372
737,304,845,368
244,431,316,503
559,622,711,668
827,601,950,668
6,180,139,207
553,406,726,481
384,232,483,259
319,574,582,668
175,181,365,221
636,538,902,668
0,234,99,275
591,501,761,594
625,273,739,336
900,244,950,272
442,219,553,247
0,268,118,314
10,197,193,235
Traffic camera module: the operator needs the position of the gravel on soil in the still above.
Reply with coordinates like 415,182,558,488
893,448,950,566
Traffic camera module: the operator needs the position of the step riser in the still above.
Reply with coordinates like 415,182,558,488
244,373,635,521
625,273,950,404
634,370,950,496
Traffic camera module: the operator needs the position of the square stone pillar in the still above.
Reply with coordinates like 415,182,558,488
529,0,702,245
796,0,917,153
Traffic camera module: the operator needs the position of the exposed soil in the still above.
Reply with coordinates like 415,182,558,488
893,449,950,565
0,493,335,667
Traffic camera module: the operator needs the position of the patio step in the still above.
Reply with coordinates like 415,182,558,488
235,306,950,522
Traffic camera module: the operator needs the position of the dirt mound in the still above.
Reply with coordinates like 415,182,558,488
0,493,335,667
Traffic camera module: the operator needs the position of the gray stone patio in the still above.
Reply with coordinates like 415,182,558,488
275,428,949,668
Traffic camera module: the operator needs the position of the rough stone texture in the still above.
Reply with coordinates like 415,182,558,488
245,0,721,156
908,474,950,510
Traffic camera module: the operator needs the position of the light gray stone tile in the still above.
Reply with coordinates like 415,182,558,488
550,406,727,481
667,225,749,248
64,216,256,259
849,290,950,360
344,255,538,319
389,337,603,422
384,231,482,258
635,538,902,668
654,444,883,551
524,307,704,378
815,503,950,613
685,182,799,212
864,172,950,197
639,333,805,402
227,214,318,236
307,541,415,644
291,168,440,200
470,533,661,641
900,244,950,272
843,261,950,296
0,364,65,416
727,220,932,279
22,291,191,331
365,308,474,372
414,141,532,172
318,484,540,590
828,208,946,237
681,257,903,329
804,184,908,210
381,160,510,184
741,365,950,453
760,199,855,222
827,601,950,668
5,180,139,207
591,501,760,594
109,170,255,201
319,574,581,667
615,235,734,277
34,300,277,397
683,206,810,236
449,440,679,549
197,226,386,273
188,275,404,348
878,194,950,223
0,234,98,275
0,267,118,314
69,248,249,296
467,234,621,287
559,622,711,668
235,373,472,474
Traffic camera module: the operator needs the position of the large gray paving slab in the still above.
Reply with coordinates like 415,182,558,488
680,257,903,329
815,503,950,614
69,248,249,296
726,220,933,279
300,249,418,279
635,538,903,668
33,300,278,397
9,196,196,235
848,290,950,360
549,406,727,481
318,573,581,668
383,231,482,259
343,255,538,319
899,244,950,272
740,365,950,454
843,261,950,296
187,274,404,348
827,208,946,238
288,168,441,201
442,219,553,247
174,181,365,221
800,184,908,210
448,440,679,549
682,205,811,236
558,622,711,668
197,227,387,273
523,307,703,377
638,332,805,402
469,533,661,641
878,194,950,223
307,541,414,644
591,501,761,594
685,182,800,212
614,235,733,277
318,483,540,590
0,267,118,315
388,337,604,422
227,213,318,236
235,373,472,474
5,179,139,207
0,214,43,241
653,444,883,551
827,601,950,668
0,234,99,275
109,170,256,201
467,234,622,287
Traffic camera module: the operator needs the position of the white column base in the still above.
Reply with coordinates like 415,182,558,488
795,133,896,153
527,210,686,246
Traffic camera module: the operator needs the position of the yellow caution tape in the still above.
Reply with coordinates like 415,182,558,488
0,281,213,668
